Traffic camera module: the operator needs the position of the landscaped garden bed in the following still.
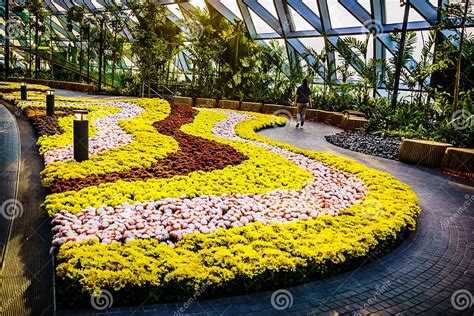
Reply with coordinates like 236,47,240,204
325,131,402,160
9,90,421,308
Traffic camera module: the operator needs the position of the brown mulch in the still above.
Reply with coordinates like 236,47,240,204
23,107,76,137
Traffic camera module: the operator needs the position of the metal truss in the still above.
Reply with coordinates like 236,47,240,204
206,0,473,89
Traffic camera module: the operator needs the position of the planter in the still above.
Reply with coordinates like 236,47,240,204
264,104,296,116
218,100,240,110
195,98,217,108
331,112,344,127
306,109,319,121
399,139,452,168
240,102,263,113
341,116,369,131
442,147,474,179
317,110,335,123
172,96,194,106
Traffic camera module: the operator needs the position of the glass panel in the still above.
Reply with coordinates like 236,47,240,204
302,0,320,16
221,0,243,20
385,1,429,23
249,9,276,34
256,0,279,19
189,0,207,10
327,1,364,28
289,6,315,31
359,0,372,12
299,37,325,53
168,4,184,20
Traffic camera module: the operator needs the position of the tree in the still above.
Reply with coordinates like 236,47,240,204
23,0,47,78
129,0,182,97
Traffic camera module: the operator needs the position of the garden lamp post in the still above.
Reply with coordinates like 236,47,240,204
391,0,411,109
21,82,28,100
46,89,55,116
73,109,89,162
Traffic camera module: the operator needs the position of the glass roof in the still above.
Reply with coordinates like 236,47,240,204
1,0,473,86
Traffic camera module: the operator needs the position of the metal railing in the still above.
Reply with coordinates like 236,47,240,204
140,82,183,99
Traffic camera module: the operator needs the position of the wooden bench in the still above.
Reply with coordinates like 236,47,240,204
240,101,262,113
317,110,343,126
195,98,217,108
442,147,474,179
399,139,453,168
172,96,193,106
342,110,366,118
331,112,344,127
218,100,240,110
316,110,333,123
341,116,369,131
264,104,288,115
306,109,319,121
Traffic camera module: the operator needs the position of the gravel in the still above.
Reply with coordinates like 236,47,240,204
325,131,402,160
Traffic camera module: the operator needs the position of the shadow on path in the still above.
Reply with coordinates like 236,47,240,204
0,101,53,315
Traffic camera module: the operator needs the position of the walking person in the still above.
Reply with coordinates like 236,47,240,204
294,79,312,129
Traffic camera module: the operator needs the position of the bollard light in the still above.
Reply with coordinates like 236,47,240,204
46,89,55,116
20,82,28,100
73,109,89,162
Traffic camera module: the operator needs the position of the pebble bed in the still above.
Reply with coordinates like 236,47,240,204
41,102,144,164
50,111,367,250
325,131,402,160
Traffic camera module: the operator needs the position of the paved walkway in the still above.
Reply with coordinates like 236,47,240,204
62,122,473,315
0,103,20,268
0,101,53,315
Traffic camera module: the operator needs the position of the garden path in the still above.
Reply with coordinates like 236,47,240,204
0,101,53,315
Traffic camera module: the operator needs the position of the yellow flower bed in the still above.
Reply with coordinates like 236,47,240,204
11,91,118,103
0,81,50,92
43,109,312,215
40,99,179,186
55,108,420,295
